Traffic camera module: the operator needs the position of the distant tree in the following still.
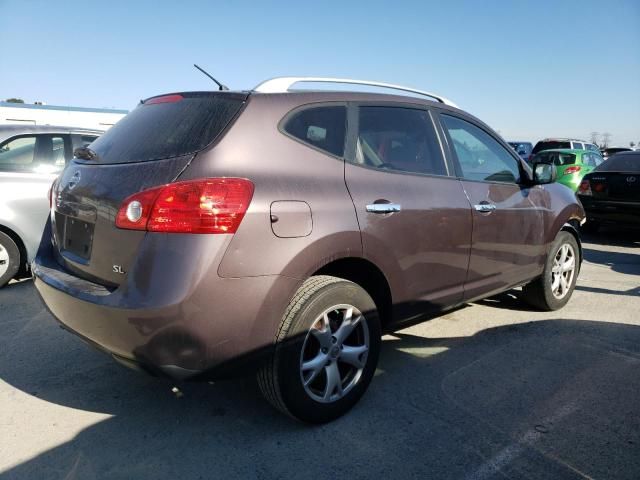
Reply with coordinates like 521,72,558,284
590,131,600,145
4,98,25,103
630,141,636,148
601,132,612,149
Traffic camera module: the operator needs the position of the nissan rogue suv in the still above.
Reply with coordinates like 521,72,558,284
33,77,585,423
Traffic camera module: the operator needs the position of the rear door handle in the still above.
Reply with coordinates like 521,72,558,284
474,203,496,213
366,203,402,214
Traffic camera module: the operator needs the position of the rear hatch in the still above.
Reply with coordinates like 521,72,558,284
588,154,640,202
52,91,247,286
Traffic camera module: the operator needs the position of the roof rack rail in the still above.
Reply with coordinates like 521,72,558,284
253,77,458,108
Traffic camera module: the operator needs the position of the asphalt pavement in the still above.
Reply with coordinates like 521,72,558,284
1,227,639,480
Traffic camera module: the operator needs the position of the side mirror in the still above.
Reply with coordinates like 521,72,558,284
533,161,557,184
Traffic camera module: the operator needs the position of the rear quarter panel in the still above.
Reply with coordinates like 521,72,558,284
180,94,363,280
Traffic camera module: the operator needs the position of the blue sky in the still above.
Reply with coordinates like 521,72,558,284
1,0,638,145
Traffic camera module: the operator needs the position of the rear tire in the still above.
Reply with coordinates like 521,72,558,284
257,275,381,423
0,232,21,288
521,231,579,311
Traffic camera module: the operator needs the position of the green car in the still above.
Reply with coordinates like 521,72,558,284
530,149,604,191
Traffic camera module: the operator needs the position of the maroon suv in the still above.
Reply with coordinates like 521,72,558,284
33,78,584,423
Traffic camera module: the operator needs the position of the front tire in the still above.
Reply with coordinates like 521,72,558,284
521,231,580,311
258,275,381,423
0,231,21,288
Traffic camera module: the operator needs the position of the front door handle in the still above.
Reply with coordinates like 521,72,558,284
474,203,497,213
366,203,402,214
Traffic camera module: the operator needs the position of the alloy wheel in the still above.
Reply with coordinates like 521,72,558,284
299,304,370,403
551,243,576,299
0,244,9,278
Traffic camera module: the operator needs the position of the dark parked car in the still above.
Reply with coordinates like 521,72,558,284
578,151,640,231
33,78,585,423
601,147,632,160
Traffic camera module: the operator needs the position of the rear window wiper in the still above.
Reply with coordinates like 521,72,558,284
74,146,99,161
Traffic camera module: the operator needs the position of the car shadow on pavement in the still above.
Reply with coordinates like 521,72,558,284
581,226,640,248
1,308,639,480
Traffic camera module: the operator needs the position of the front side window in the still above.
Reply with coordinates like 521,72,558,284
283,105,346,157
442,115,520,183
354,106,446,176
0,135,67,173
0,136,37,170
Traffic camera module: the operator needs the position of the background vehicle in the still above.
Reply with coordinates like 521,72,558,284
507,141,533,159
530,149,603,191
530,138,591,160
33,78,584,423
578,151,640,232
602,147,632,160
0,125,101,287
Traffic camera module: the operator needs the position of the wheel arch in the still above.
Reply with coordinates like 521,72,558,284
312,257,393,332
559,222,583,265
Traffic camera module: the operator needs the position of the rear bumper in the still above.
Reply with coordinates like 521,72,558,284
33,222,300,380
578,197,640,226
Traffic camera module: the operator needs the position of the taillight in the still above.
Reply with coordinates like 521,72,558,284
116,178,254,234
578,179,592,196
564,166,581,175
145,94,183,105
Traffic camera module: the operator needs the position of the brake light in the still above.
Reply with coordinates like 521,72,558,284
145,94,183,105
564,166,581,175
116,178,254,234
578,179,592,196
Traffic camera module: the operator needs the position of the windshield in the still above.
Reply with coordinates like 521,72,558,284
534,151,576,166
532,141,571,154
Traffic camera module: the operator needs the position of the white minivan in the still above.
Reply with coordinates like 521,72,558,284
0,125,101,287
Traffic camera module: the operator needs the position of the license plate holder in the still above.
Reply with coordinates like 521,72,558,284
63,216,94,260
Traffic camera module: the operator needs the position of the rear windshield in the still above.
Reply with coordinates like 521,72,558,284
595,153,640,173
534,151,576,166
532,141,571,154
83,92,246,164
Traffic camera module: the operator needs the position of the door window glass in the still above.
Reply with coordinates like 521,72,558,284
573,142,584,150
283,105,346,157
355,107,446,176
0,136,36,171
0,135,67,173
442,115,520,183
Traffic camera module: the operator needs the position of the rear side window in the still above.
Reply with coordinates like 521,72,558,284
85,92,246,164
354,106,446,176
283,106,346,157
572,142,584,150
532,141,571,154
